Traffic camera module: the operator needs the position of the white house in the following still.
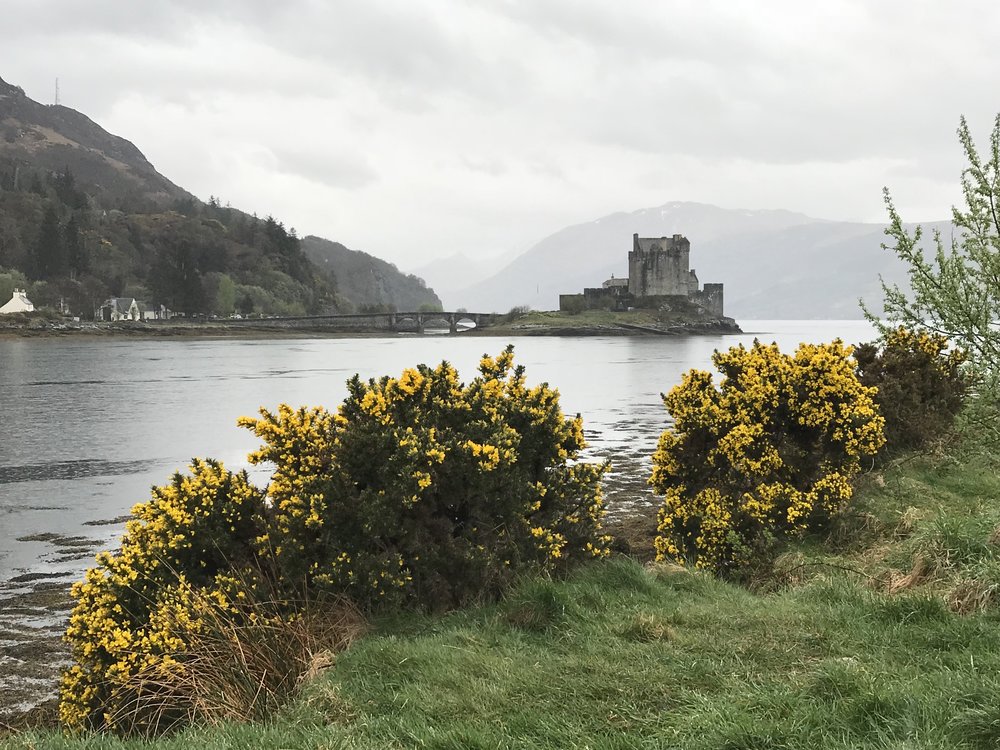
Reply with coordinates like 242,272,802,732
96,297,141,322
0,288,35,314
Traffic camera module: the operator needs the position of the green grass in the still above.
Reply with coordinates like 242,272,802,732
7,439,1000,749
778,439,1000,612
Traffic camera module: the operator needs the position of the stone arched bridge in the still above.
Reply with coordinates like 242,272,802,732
232,311,500,334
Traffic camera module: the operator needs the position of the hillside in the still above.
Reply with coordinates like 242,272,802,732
0,75,438,318
0,76,190,211
302,235,441,312
0,162,334,317
449,202,946,318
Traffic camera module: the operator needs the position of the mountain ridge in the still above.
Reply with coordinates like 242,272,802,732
446,201,945,318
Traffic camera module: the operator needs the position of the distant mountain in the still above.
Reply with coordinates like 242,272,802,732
0,74,439,317
450,202,946,319
302,235,441,312
410,252,506,309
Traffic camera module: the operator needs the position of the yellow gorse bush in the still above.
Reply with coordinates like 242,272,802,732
59,459,261,733
651,340,885,576
241,345,609,607
60,347,608,733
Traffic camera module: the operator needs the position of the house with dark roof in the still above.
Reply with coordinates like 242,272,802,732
96,297,141,322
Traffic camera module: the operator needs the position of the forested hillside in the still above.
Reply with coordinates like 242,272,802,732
0,165,334,317
302,235,441,312
0,75,437,318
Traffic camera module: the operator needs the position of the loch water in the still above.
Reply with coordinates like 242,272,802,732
0,320,876,590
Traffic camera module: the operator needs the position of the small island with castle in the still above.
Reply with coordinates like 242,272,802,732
500,232,740,336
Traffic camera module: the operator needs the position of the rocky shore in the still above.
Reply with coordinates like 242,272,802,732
502,318,742,337
0,314,742,339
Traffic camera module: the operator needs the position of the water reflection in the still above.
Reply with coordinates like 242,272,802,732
0,459,159,484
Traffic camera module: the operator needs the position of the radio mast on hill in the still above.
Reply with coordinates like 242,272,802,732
54,78,59,106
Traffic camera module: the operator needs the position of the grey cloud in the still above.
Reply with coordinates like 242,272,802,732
4,35,336,119
3,0,998,270
9,0,528,112
247,2,533,106
483,0,1000,169
4,0,204,40
526,158,566,181
269,146,379,190
493,0,771,65
461,155,508,177
113,0,537,106
565,45,995,167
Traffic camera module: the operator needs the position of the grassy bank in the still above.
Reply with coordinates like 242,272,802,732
481,308,741,337
6,436,1000,748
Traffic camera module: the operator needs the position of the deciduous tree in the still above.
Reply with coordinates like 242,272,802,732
866,115,1000,397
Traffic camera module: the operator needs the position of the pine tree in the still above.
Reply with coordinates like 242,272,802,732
31,204,66,279
65,214,86,276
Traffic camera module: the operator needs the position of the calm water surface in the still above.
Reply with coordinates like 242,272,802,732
0,320,876,589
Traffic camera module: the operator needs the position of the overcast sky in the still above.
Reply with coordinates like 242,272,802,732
4,0,999,271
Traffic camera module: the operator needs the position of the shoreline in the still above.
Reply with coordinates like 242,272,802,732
0,318,743,340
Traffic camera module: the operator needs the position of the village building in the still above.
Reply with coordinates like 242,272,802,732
141,304,171,321
96,297,171,321
559,233,724,317
0,288,35,314
96,297,141,322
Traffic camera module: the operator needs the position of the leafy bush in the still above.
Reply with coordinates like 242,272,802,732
241,345,609,609
60,348,608,733
503,304,532,321
651,340,885,576
854,327,967,455
868,115,1000,394
560,295,587,315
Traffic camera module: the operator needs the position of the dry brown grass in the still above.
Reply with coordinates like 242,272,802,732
895,506,926,538
604,505,660,563
948,578,999,615
109,593,367,736
987,524,1000,547
887,556,932,595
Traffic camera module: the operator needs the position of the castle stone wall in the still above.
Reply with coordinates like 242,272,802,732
692,283,724,318
559,285,629,312
628,234,691,296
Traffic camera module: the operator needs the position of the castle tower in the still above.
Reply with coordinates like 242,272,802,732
627,234,691,297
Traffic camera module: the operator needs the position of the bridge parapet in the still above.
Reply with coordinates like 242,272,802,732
395,311,498,333
228,311,499,334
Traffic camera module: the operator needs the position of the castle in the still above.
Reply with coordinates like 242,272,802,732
558,234,724,317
